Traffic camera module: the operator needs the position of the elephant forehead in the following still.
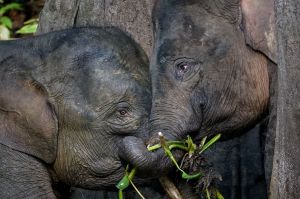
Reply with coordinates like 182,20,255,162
89,68,138,93
75,70,147,107
157,2,235,41
156,35,231,63
156,3,204,34
155,11,234,62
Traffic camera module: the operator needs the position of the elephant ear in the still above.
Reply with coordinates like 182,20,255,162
0,75,58,164
240,0,277,63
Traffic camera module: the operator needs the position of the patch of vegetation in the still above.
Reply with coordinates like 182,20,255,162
0,0,41,40
117,133,224,199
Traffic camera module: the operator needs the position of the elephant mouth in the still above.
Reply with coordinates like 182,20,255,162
88,158,124,178
77,160,125,189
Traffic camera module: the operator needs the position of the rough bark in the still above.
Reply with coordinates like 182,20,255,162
37,0,154,56
270,0,300,198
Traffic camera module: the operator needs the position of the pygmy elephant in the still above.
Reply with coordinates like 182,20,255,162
120,0,276,198
0,27,151,198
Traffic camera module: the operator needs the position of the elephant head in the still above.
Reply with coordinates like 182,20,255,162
0,27,151,197
120,0,275,176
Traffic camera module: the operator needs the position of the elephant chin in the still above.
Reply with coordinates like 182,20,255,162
89,158,123,177
88,169,125,189
67,163,124,189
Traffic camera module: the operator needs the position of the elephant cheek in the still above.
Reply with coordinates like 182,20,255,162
53,148,124,187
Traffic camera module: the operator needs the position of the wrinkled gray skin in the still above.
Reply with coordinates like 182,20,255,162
120,0,271,197
0,27,151,198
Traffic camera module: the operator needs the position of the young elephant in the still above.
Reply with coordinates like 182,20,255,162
0,27,151,198
120,0,276,198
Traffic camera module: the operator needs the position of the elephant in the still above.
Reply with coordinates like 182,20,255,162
119,0,277,198
0,27,152,198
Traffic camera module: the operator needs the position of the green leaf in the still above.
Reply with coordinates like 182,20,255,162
0,16,12,29
200,136,207,148
24,18,39,25
116,133,222,199
216,190,224,199
0,24,10,40
116,175,130,191
186,135,197,156
181,171,202,180
200,134,221,154
116,167,136,191
16,23,38,34
0,3,23,16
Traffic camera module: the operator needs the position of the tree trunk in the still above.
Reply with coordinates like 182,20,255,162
270,0,300,198
37,0,154,56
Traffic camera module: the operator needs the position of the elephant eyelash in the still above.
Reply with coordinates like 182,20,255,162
172,56,194,62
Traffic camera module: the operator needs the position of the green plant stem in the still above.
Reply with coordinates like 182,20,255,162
147,144,161,151
205,188,211,199
129,178,146,199
169,144,188,151
147,141,186,151
128,168,136,180
167,140,186,144
117,133,222,199
159,134,201,180
164,145,183,171
118,190,123,199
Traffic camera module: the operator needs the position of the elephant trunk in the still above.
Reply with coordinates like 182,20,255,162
118,94,202,177
118,135,184,177
147,95,202,145
117,99,189,176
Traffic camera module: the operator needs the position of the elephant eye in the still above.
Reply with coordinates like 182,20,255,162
173,58,201,81
175,61,192,80
115,103,131,118
105,101,135,129
118,109,129,117
177,63,190,73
